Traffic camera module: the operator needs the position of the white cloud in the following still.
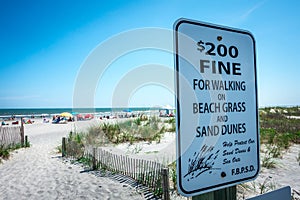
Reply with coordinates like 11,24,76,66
241,1,266,20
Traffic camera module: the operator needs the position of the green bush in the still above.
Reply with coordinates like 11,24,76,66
134,117,141,126
260,128,277,144
0,146,10,160
260,107,300,146
259,107,300,169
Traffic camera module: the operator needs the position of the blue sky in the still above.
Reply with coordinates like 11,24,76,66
0,0,299,108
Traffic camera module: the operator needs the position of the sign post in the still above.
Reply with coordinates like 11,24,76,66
174,18,259,197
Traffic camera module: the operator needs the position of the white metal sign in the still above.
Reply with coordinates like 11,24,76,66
174,18,259,196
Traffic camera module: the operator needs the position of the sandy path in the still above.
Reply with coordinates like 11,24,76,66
0,120,144,200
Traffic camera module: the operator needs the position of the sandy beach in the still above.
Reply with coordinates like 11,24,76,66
0,117,299,199
0,118,145,200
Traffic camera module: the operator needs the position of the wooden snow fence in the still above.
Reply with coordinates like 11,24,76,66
62,137,170,199
0,126,23,148
87,147,169,198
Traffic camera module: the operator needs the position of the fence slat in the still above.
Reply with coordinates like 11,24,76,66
0,126,22,147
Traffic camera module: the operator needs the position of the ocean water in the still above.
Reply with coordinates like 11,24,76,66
0,107,157,118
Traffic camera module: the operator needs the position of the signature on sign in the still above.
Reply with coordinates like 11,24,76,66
184,145,220,181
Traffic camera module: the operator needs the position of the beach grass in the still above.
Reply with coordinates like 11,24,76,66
259,107,300,155
237,107,300,198
0,143,25,163
61,107,300,198
0,146,10,160
168,161,177,192
259,108,300,169
88,115,170,146
63,115,176,161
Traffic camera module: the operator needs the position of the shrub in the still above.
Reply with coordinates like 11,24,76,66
260,128,277,144
260,108,300,138
0,146,10,160
134,117,141,126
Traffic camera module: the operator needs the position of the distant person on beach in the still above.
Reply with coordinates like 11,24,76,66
53,116,61,123
12,121,19,125
26,119,33,124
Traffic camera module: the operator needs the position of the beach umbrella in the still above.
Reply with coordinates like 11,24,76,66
60,112,73,117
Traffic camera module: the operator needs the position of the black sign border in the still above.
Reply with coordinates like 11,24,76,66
174,18,260,196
